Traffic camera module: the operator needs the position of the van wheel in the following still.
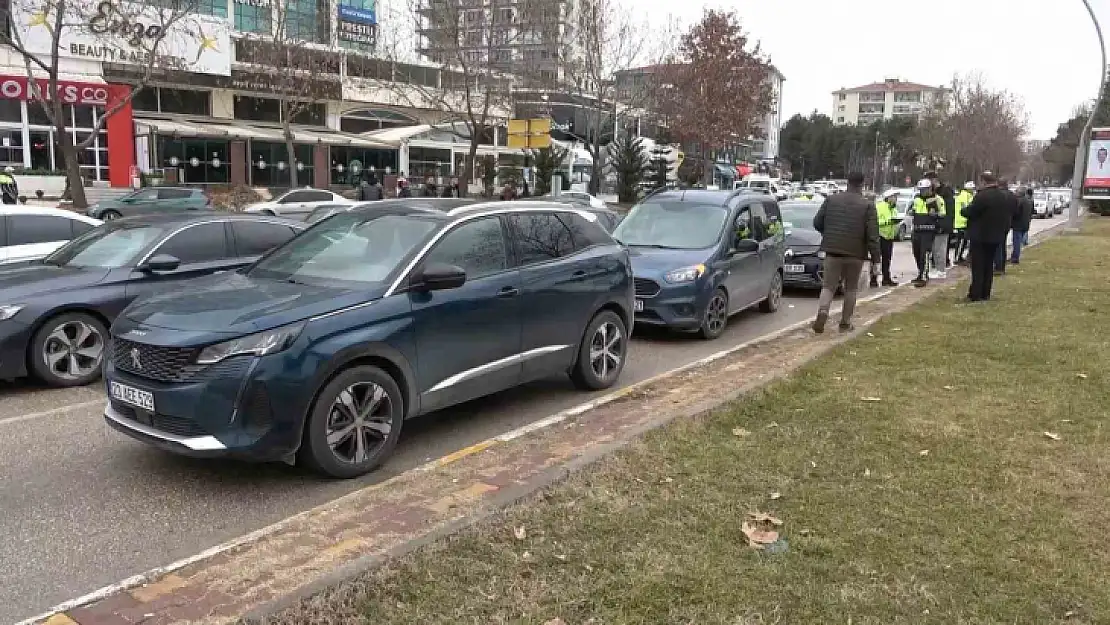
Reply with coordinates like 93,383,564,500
759,271,783,313
298,365,404,479
101,210,121,221
570,310,627,390
29,312,107,387
699,288,729,340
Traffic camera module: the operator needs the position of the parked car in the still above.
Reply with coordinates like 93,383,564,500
103,202,632,478
536,195,623,232
244,188,353,217
1033,191,1053,219
612,189,785,340
0,212,304,387
305,198,478,224
87,187,209,220
778,200,825,290
0,206,101,265
556,190,608,209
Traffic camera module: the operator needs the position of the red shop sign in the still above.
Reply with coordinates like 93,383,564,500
0,75,109,106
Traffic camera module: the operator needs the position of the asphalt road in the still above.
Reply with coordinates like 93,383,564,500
0,217,1061,623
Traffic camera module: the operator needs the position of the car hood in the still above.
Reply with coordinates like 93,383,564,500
122,271,381,334
786,228,822,248
626,246,715,276
0,263,108,300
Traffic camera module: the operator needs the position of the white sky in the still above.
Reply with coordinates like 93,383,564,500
630,0,1107,139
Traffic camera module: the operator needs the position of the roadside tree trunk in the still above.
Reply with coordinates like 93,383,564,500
284,132,298,188
55,110,87,208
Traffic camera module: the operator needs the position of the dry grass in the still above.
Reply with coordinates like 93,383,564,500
262,220,1110,625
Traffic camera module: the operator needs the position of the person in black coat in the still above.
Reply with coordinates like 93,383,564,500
963,171,1019,302
994,179,1019,273
1010,188,1035,264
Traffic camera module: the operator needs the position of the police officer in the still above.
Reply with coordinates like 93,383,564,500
911,178,946,287
952,181,975,264
0,166,18,205
874,188,900,287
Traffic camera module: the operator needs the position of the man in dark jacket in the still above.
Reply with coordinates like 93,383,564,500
994,179,1018,273
1010,188,1034,264
358,175,383,201
926,172,956,275
811,172,881,334
963,172,1016,302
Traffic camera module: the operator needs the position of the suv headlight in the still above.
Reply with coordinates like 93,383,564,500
0,304,23,320
784,248,793,258
196,322,305,364
817,251,826,259
663,264,706,283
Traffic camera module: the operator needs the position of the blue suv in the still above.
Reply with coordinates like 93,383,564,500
612,190,785,339
103,202,633,478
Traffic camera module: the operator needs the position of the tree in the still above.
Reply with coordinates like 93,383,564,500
379,0,558,197
609,132,647,202
531,145,568,196
1,0,210,208
657,9,772,185
237,7,344,188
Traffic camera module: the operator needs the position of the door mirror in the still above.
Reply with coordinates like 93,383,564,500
138,254,181,273
732,238,759,254
410,262,466,291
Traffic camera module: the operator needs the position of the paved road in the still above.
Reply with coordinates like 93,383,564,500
0,217,1061,622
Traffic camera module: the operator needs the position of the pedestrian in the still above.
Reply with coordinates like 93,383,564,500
994,179,1018,274
963,171,1015,302
874,188,900,287
0,166,18,204
424,176,438,198
397,178,412,198
358,174,383,201
1010,187,1034,264
925,172,955,277
811,172,881,334
952,181,975,264
910,178,945,287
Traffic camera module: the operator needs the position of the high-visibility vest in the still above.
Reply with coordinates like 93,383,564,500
953,190,973,229
875,199,898,240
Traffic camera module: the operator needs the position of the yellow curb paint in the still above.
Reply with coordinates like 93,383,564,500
427,482,499,514
42,615,78,625
128,573,188,603
430,439,497,468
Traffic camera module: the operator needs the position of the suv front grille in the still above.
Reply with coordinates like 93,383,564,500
634,277,661,297
112,337,203,383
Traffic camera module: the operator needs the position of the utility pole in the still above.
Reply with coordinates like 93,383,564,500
1069,0,1107,231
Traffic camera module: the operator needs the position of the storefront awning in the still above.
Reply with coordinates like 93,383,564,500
135,116,392,148
362,124,435,147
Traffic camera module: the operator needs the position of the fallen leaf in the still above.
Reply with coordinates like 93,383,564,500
741,521,780,547
543,619,567,625
1065,610,1077,618
660,476,674,484
1044,431,1061,441
866,332,875,337
864,468,872,477
809,460,817,468
732,427,751,437
834,376,843,381
892,327,902,331
799,528,811,535
522,551,532,560
1060,419,1074,423
943,385,955,391
923,324,930,328
555,554,567,561
919,449,930,456
766,422,780,428
1076,373,1088,379
860,396,882,402
513,526,526,541
849,350,858,356
747,511,784,526
769,492,782,500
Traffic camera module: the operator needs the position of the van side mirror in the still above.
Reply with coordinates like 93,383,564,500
732,239,759,253
138,254,181,273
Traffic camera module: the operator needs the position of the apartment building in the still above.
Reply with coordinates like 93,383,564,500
752,66,785,160
831,78,949,126
417,0,591,85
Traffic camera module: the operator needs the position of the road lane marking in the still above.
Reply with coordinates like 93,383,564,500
15,286,907,625
0,399,104,428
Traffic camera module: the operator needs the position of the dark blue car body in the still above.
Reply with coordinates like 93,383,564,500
615,190,786,339
103,202,633,477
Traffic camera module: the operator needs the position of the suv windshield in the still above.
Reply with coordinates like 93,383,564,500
43,223,168,268
612,201,727,249
248,212,438,287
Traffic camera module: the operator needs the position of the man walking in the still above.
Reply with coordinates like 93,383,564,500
964,172,1015,302
874,188,900,287
952,181,975,264
994,179,1018,274
811,172,881,334
926,172,955,276
910,178,945,287
1010,187,1034,264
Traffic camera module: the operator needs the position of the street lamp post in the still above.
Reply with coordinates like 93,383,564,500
1069,0,1107,230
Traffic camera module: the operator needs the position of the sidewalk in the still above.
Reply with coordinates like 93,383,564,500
262,220,1110,624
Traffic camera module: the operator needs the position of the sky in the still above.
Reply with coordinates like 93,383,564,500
629,0,1107,139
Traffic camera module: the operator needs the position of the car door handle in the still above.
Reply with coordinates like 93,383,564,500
572,270,587,277
497,286,519,298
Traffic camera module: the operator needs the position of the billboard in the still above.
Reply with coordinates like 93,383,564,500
1083,128,1110,198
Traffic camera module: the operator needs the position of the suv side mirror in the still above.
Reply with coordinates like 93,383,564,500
732,239,759,253
410,262,466,291
138,254,181,273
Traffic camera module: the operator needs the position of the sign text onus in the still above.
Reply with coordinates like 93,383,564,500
0,75,109,105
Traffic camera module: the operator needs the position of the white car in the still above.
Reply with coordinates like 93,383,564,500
557,190,607,209
243,188,353,216
0,206,101,265
1032,192,1053,219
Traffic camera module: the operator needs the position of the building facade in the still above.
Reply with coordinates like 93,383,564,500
752,66,784,161
831,78,949,126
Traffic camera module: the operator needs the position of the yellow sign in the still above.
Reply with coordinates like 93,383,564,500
507,118,552,150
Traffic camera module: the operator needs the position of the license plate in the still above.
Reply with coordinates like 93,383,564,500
784,264,806,273
110,381,155,412
634,299,644,312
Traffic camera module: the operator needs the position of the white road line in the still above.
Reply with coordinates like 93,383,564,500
0,398,104,428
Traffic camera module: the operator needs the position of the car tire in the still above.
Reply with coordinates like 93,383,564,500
298,365,404,479
262,209,277,216
101,210,121,221
759,271,783,313
29,312,108,387
570,310,628,391
698,288,729,340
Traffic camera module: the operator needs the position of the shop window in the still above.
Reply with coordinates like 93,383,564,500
131,88,159,112
158,137,229,184
0,99,20,123
290,102,326,126
0,130,22,167
28,131,50,169
329,146,398,186
234,95,281,122
196,0,228,18
235,1,272,34
347,56,391,80
70,105,94,127
250,141,314,187
159,88,212,115
284,0,329,43
27,103,52,126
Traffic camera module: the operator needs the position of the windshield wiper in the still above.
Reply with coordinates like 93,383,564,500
627,243,685,250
